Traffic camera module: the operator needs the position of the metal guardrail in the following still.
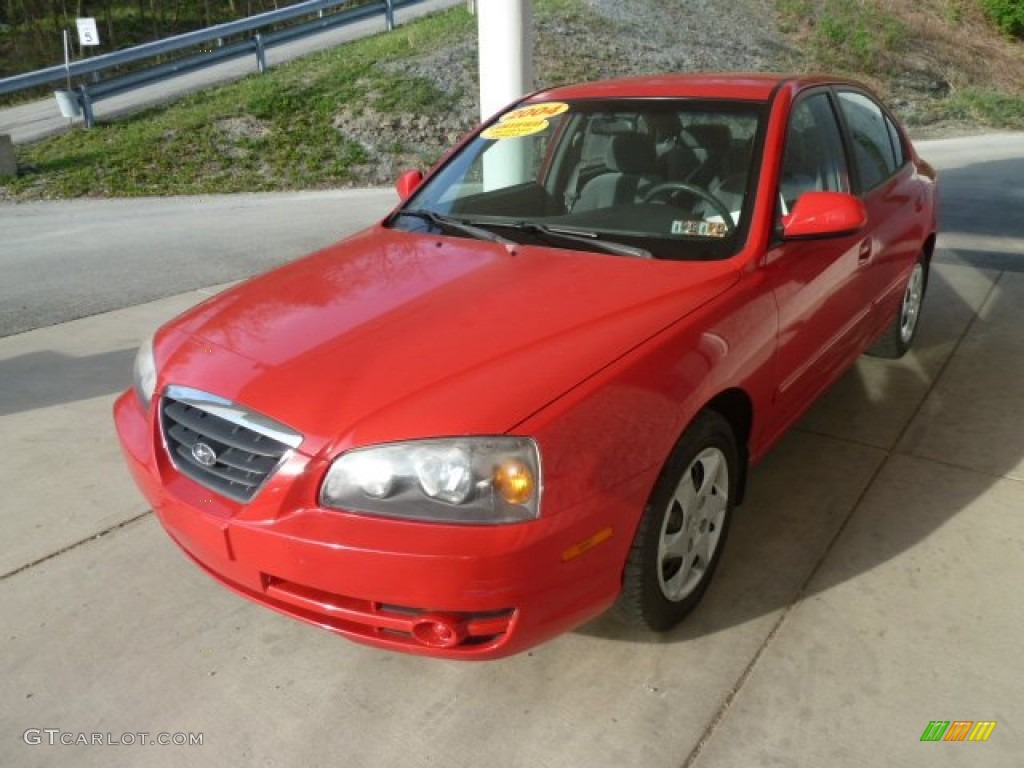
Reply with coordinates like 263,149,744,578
0,0,424,127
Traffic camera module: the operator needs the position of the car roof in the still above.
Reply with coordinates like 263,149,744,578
528,73,865,103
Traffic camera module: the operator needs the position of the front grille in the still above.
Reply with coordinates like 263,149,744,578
160,387,302,503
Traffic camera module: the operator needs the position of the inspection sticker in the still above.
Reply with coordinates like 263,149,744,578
481,102,570,140
671,220,729,238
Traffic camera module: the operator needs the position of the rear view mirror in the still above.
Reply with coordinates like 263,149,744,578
396,170,424,201
782,191,866,239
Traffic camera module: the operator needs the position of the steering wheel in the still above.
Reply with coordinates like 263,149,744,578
640,182,735,234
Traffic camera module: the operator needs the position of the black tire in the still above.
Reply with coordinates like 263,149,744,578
866,256,928,359
615,410,738,631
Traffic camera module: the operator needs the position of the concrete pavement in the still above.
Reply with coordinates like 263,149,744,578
1,136,1022,766
0,188,398,337
0,0,464,144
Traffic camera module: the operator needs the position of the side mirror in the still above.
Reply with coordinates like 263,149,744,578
782,191,866,239
396,170,424,201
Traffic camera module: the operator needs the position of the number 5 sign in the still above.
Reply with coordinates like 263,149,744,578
76,18,100,47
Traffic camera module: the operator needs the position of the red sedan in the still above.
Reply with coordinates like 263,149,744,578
114,74,937,659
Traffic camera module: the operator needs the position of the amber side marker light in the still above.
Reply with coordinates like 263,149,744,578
562,527,614,562
493,459,535,505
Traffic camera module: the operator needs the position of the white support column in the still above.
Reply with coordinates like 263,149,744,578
478,0,533,190
477,0,533,121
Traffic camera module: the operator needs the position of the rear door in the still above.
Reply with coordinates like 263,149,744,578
834,89,923,341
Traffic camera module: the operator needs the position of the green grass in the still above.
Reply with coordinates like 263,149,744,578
778,0,908,76
913,88,1024,128
4,6,474,199
980,0,1024,38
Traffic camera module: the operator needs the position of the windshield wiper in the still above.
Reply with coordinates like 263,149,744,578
397,211,650,259
491,221,652,259
398,209,515,245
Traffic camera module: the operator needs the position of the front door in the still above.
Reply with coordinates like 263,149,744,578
763,90,869,438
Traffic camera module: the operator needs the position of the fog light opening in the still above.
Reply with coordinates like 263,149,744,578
411,615,467,649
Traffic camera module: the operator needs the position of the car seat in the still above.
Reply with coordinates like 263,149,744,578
574,132,661,211
684,124,733,188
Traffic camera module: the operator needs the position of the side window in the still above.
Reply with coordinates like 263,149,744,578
837,91,897,191
779,93,850,214
885,114,906,168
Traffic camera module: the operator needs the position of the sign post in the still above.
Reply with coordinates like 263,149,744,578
63,29,72,93
54,21,97,122
56,29,79,122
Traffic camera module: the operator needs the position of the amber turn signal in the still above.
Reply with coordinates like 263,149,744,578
493,459,535,505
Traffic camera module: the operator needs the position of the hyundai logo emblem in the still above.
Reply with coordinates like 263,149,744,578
191,441,218,467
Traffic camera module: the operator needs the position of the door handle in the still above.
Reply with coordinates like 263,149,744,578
858,239,872,262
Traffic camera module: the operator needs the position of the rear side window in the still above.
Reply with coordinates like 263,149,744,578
837,91,897,191
885,115,906,168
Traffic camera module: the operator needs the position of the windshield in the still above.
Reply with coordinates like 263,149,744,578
389,98,767,260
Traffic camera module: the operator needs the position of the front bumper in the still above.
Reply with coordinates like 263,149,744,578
114,391,644,659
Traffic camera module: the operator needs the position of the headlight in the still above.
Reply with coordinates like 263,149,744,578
132,335,157,409
320,437,541,524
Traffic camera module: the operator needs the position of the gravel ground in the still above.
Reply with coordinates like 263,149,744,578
339,0,793,185
580,0,785,74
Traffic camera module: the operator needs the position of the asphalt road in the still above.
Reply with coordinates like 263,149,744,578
0,0,463,144
922,133,1024,266
0,188,397,337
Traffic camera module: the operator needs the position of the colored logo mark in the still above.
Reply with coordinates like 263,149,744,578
920,720,996,742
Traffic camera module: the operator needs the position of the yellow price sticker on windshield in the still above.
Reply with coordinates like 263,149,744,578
481,119,550,140
500,102,570,123
481,102,570,140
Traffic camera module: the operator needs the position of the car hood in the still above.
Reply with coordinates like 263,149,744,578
158,227,739,455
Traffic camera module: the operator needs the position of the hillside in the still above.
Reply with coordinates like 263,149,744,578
777,0,1024,132
2,0,1023,199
